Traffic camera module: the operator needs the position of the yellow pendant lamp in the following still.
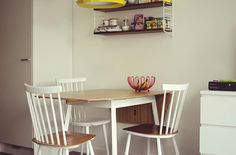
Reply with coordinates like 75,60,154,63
76,0,126,9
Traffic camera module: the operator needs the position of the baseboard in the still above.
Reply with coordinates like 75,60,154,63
93,147,157,155
71,147,105,155
85,147,157,155
0,143,33,155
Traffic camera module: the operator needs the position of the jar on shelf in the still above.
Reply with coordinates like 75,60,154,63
122,17,130,31
103,19,109,26
109,18,119,26
139,0,151,3
127,0,138,4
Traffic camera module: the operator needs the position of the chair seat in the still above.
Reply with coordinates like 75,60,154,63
32,131,95,149
124,123,178,138
71,118,110,126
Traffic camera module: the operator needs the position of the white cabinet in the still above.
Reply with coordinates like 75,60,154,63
200,90,236,155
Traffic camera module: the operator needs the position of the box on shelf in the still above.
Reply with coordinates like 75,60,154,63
209,80,236,91
138,0,151,3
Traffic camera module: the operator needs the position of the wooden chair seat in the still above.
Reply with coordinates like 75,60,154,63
124,123,178,138
32,131,95,149
25,84,96,155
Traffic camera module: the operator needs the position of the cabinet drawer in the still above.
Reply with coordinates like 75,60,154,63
201,95,236,126
117,94,171,124
200,125,236,155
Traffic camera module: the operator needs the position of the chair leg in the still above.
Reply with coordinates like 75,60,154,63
124,134,131,155
147,138,150,155
65,149,69,155
60,149,69,155
57,148,62,155
102,124,110,155
86,126,90,155
172,137,180,155
88,140,95,155
81,126,85,155
37,146,42,155
157,139,162,155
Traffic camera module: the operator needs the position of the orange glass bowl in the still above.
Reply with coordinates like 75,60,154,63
127,76,156,92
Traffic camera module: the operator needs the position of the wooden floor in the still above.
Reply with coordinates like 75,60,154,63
0,152,82,155
70,152,81,155
0,153,12,155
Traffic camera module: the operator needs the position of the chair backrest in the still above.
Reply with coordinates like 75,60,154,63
56,77,87,92
24,84,67,146
159,83,189,135
56,77,87,120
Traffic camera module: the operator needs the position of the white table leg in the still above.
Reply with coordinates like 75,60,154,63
111,104,117,155
147,138,150,155
151,96,159,125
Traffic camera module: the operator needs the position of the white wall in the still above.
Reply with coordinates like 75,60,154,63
33,0,73,85
72,0,236,154
32,0,73,154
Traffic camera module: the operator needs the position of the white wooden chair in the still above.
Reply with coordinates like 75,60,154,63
123,84,189,155
24,84,96,155
56,78,110,155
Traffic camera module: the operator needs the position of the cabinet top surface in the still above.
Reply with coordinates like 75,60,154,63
201,90,236,96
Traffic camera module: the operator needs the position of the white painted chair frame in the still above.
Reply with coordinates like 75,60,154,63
56,77,87,121
124,83,189,155
56,78,110,155
24,84,95,155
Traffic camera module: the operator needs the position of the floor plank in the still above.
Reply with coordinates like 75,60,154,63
0,151,84,155
70,152,83,155
0,153,12,155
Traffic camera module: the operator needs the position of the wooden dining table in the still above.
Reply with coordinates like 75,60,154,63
60,89,164,155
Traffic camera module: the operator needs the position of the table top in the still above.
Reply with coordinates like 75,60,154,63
60,89,164,102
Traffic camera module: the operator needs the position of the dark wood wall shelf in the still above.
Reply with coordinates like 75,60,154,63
94,28,172,35
94,1,172,12
93,1,173,36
